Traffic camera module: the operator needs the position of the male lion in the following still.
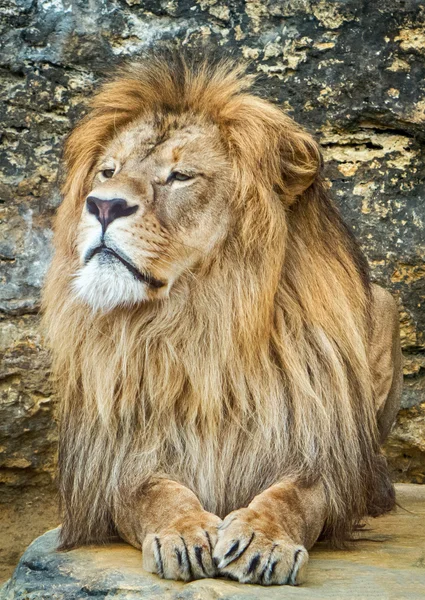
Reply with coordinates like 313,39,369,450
42,53,402,586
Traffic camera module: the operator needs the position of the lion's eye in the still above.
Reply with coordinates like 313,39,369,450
101,168,115,179
167,171,193,183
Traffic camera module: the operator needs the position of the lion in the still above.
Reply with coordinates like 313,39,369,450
42,52,402,586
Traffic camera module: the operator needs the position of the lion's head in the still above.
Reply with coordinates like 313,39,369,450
73,108,233,311
52,55,321,313
43,53,392,551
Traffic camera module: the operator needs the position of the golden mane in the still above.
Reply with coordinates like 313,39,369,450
42,53,394,551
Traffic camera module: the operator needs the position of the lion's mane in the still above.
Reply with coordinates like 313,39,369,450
42,53,394,551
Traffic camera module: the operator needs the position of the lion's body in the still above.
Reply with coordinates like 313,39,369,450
42,53,402,583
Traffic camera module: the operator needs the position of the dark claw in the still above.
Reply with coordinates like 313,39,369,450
194,545,208,576
259,543,277,584
223,532,255,566
205,530,213,555
180,537,194,580
269,560,278,580
175,547,182,568
224,540,240,559
288,548,302,585
154,537,164,578
247,553,261,575
261,559,278,585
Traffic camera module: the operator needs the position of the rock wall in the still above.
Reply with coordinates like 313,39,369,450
1,0,424,510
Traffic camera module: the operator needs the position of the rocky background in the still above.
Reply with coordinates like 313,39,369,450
0,0,424,582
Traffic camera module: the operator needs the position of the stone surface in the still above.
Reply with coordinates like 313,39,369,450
1,484,425,599
1,0,425,581
0,486,59,584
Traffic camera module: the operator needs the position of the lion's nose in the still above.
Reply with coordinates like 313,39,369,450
86,196,138,232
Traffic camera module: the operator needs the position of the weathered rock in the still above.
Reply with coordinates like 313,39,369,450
1,484,425,599
1,0,425,580
0,315,57,490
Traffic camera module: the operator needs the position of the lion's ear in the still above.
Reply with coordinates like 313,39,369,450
276,125,323,203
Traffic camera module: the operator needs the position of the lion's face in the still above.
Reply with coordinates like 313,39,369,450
73,116,232,311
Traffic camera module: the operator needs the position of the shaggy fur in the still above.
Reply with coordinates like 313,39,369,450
42,53,395,552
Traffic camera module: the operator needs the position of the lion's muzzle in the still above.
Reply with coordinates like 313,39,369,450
85,245,166,289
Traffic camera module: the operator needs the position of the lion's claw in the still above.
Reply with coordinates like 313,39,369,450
213,509,308,585
142,511,221,581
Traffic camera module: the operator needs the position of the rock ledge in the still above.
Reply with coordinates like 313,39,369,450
1,484,424,600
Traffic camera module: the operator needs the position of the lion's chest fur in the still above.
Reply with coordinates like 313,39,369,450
157,417,289,517
88,297,294,518
113,379,292,519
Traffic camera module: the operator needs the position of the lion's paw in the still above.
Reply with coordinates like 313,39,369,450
142,511,221,581
213,508,308,586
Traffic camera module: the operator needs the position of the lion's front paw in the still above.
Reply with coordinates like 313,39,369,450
213,508,308,586
142,511,221,581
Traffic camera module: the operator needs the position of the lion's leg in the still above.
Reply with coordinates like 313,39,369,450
212,479,325,585
213,285,403,586
114,478,221,581
369,283,403,443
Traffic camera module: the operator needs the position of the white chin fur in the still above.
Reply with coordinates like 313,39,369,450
72,256,149,312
